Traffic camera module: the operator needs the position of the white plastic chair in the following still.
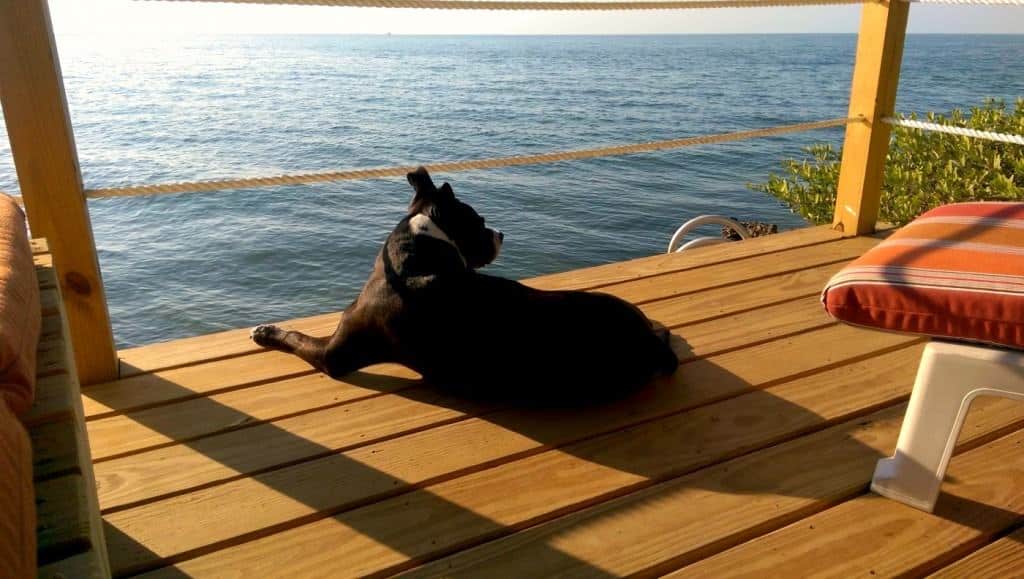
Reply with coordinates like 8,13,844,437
871,340,1024,512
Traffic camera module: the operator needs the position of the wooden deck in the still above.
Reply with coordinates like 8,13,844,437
81,226,1024,578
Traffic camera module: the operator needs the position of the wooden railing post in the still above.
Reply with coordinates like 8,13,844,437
833,0,910,236
0,0,118,383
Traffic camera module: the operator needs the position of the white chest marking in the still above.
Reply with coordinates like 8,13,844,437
409,213,467,266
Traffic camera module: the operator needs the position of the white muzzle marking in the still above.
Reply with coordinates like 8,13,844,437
492,230,503,260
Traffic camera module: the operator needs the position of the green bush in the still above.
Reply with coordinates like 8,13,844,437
750,99,1024,226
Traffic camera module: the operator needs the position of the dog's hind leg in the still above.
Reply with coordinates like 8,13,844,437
251,324,331,374
319,333,389,380
252,323,387,380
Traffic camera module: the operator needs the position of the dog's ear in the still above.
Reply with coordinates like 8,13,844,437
406,167,437,198
438,182,455,201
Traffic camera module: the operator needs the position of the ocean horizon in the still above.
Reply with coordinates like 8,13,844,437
1,33,1021,347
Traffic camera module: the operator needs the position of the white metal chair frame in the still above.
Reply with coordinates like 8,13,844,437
667,215,751,254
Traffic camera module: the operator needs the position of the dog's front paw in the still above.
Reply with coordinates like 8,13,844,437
250,324,283,347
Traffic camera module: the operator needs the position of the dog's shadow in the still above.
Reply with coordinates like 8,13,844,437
364,331,868,494
338,329,1023,548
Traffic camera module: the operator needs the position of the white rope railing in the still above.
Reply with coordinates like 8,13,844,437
883,117,1024,145
906,0,1023,5
85,117,853,199
139,0,1024,7
139,0,869,9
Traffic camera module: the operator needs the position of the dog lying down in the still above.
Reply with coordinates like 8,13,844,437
251,167,678,403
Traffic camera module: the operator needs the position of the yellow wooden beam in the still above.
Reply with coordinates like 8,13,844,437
0,0,118,384
833,0,910,236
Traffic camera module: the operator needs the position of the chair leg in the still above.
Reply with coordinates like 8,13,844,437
871,340,1024,513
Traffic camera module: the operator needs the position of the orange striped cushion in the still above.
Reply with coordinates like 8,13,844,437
0,401,35,578
0,195,39,416
823,202,1024,350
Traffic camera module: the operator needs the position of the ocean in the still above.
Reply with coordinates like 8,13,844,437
1,34,1021,348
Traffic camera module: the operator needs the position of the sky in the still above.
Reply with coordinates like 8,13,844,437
49,0,1024,35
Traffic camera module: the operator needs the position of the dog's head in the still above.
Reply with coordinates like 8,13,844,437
405,167,503,270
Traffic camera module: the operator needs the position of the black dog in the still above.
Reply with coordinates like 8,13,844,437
252,167,677,402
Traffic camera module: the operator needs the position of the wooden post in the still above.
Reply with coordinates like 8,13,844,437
832,0,910,236
0,0,118,384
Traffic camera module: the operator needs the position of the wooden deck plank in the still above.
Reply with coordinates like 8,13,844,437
35,252,53,269
28,292,82,486
87,290,828,465
31,237,50,255
598,235,880,305
35,474,92,566
400,398,1024,578
86,372,388,461
672,428,1024,579
117,311,342,379
84,355,420,421
30,418,80,481
525,224,843,291
642,261,840,327
84,350,320,419
95,387,489,511
27,312,74,430
150,343,924,578
91,295,838,510
669,294,831,357
116,226,842,377
929,526,1024,578
32,245,113,578
37,549,107,579
24,374,81,428
103,323,917,574
89,233,876,421
40,286,60,316
40,311,62,340
35,254,57,289
35,337,70,379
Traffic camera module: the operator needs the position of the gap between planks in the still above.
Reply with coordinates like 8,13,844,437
929,524,1024,578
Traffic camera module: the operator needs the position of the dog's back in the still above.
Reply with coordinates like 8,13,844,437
393,271,678,402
